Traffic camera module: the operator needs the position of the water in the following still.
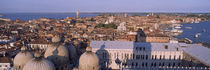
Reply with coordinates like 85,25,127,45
0,13,99,21
0,13,149,21
177,21,210,43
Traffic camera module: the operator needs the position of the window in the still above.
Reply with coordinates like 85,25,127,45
143,47,145,51
152,55,154,60
121,53,123,59
154,63,156,67
130,54,133,59
136,55,140,59
124,54,126,59
169,55,171,60
146,55,148,60
178,63,181,66
174,55,176,60
105,52,107,59
114,53,116,58
173,63,176,67
160,55,162,60
165,45,168,49
145,63,148,67
155,55,157,60
178,55,181,60
132,62,134,67
163,55,165,59
136,62,138,67
159,63,161,66
162,63,165,66
142,62,144,67
151,63,153,67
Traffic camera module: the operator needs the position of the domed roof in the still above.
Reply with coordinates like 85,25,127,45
14,46,34,70
23,52,55,70
52,36,61,43
65,43,77,63
44,43,69,66
79,46,99,70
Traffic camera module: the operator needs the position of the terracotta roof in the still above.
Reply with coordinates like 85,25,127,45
29,38,49,44
0,56,12,63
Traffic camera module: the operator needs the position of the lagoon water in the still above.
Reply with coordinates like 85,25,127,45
0,13,99,21
177,21,210,43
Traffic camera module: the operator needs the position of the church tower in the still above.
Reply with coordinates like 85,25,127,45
76,10,79,19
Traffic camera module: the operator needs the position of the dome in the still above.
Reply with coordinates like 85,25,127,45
44,43,69,67
23,52,55,70
52,36,61,43
65,43,77,64
79,47,99,70
14,46,34,70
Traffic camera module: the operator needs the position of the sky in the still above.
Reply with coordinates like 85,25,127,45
0,0,210,13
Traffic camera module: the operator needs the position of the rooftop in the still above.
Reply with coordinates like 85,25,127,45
90,41,210,66
90,41,187,51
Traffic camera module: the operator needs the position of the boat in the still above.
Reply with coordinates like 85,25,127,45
202,29,206,32
194,21,199,23
194,33,201,38
184,38,193,43
171,29,183,33
175,26,181,29
185,27,192,29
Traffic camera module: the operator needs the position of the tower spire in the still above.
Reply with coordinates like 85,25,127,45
76,10,79,19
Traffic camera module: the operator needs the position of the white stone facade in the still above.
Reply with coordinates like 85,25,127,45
90,41,210,70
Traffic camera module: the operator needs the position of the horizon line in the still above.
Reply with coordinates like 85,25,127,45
1,12,210,14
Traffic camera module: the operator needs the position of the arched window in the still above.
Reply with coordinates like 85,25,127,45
159,63,161,66
136,62,138,67
174,55,176,60
145,62,148,67
152,55,154,60
163,55,165,59
178,55,181,60
169,55,171,60
162,62,165,66
155,55,157,60
160,55,162,60
146,55,148,60
173,62,175,67
142,62,144,67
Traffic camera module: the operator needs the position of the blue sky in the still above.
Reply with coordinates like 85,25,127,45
0,0,210,13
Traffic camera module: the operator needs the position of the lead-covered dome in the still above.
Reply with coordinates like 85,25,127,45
44,36,69,68
79,46,99,70
13,45,34,70
44,44,69,66
23,52,55,70
52,36,61,43
65,43,77,64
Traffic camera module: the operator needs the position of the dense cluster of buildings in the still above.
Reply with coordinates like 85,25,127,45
0,13,209,70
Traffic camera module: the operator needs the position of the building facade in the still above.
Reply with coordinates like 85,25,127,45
90,41,210,70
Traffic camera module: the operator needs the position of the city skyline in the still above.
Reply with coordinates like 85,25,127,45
1,0,210,13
